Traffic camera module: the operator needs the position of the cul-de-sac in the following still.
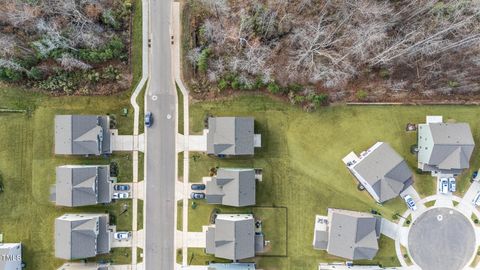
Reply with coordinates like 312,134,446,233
1,1,480,270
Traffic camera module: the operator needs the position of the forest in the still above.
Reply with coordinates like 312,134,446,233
185,0,480,105
0,0,133,95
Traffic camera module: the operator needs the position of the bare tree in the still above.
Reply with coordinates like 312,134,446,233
57,54,92,71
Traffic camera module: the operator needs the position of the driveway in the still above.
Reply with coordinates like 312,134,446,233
188,130,208,152
408,207,476,270
459,180,480,216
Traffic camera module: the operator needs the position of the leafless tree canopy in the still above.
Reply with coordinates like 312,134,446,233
188,0,480,96
0,0,131,94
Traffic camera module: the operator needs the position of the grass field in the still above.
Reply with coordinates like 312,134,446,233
185,94,480,269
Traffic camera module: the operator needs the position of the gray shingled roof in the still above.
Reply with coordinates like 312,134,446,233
327,209,381,260
55,213,111,260
0,243,22,270
418,122,474,173
55,115,111,155
352,143,413,203
206,168,256,207
313,216,329,250
54,165,112,207
58,263,110,270
205,214,255,260
207,117,255,156
208,263,256,270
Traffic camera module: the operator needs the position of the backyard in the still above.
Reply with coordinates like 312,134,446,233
183,94,480,270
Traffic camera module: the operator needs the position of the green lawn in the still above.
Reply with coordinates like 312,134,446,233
0,86,138,269
185,94,480,270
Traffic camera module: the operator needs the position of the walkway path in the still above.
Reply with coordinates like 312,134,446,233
128,0,149,267
172,1,191,267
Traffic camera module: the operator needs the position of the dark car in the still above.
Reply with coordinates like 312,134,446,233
145,112,153,128
190,192,205,200
191,184,206,190
114,184,130,191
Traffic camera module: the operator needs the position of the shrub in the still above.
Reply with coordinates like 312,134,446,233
267,81,281,94
218,78,228,91
448,80,460,88
102,65,120,81
294,95,305,104
27,67,43,80
253,77,267,89
78,37,125,63
379,68,390,79
312,93,328,105
86,71,101,83
102,9,121,29
356,89,368,101
37,71,77,94
231,77,243,90
288,83,303,92
197,48,211,73
0,68,23,82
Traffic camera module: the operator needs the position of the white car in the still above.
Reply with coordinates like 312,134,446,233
439,178,449,194
473,192,480,206
113,192,129,199
114,231,131,240
404,195,417,211
448,177,456,192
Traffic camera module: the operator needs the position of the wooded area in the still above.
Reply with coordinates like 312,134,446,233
0,0,132,95
185,0,480,104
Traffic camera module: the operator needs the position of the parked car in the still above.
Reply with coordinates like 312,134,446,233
113,192,129,199
473,192,480,206
145,112,153,127
439,178,449,194
473,171,479,181
114,231,132,240
190,192,205,200
114,184,130,191
191,184,206,190
404,195,417,211
448,177,456,192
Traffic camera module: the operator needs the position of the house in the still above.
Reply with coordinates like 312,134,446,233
206,214,255,260
206,117,261,156
343,142,413,203
313,208,381,260
55,115,111,155
0,243,22,270
319,263,389,270
417,116,474,174
51,165,112,207
205,168,256,207
208,263,256,270
55,213,111,260
58,263,110,270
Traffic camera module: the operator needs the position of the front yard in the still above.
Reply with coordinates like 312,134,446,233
184,94,480,270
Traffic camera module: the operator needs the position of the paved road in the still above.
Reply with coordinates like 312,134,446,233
408,207,475,270
144,0,176,269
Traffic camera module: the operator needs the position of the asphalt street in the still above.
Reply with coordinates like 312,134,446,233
143,0,177,269
408,207,475,270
